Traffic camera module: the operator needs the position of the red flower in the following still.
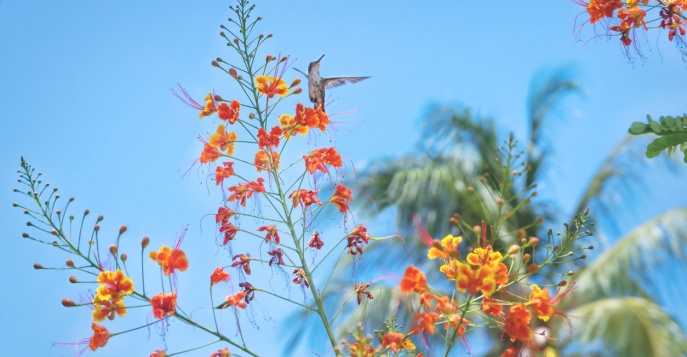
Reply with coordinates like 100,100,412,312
481,296,503,316
150,350,168,357
149,246,189,276
225,291,247,309
292,268,310,288
231,254,252,275
200,143,222,164
209,125,237,155
503,303,532,342
88,323,111,351
330,184,353,213
220,222,239,245
308,231,324,250
218,100,240,124
151,292,177,319
227,178,265,207
209,347,231,357
303,147,343,174
411,312,440,335
254,149,280,172
353,282,373,305
215,162,235,186
346,225,370,256
216,206,235,224
211,267,230,285
257,126,282,149
289,189,322,208
257,225,280,244
267,248,285,266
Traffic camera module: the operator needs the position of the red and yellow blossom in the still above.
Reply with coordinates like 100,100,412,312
304,147,343,174
227,178,265,207
200,143,222,164
94,270,134,302
220,221,239,245
400,265,428,294
216,206,235,225
445,315,471,334
88,323,111,351
150,350,168,357
231,254,252,275
329,184,353,213
255,75,288,98
257,126,282,149
346,225,370,256
209,347,231,357
481,296,503,316
289,189,322,208
254,149,280,172
503,303,532,342
92,298,127,322
209,125,237,155
149,246,189,276
199,92,218,119
411,311,440,335
381,332,415,352
211,267,230,285
427,234,462,260
585,0,624,24
151,292,177,319
257,224,280,244
501,347,519,357
528,284,554,322
218,100,240,124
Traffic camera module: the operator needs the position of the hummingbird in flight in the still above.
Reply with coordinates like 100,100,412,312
295,54,369,112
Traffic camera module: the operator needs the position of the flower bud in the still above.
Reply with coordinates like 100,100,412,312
290,78,301,88
449,213,460,226
62,298,76,307
121,253,127,262
234,38,239,45
109,244,118,256
507,244,520,256
536,216,544,224
94,224,100,232
529,237,539,246
266,54,273,62
22,233,29,238
69,276,78,283
553,245,559,251
567,270,575,276
292,87,302,95
211,60,219,67
473,225,481,235
23,209,28,214
119,225,127,234
229,68,237,78
580,254,587,259
51,229,57,235
56,209,62,215
141,236,150,249
66,259,74,268
496,198,504,205
69,196,75,201
522,253,531,263
558,280,568,287
84,209,90,215
33,263,43,269
527,263,540,273
248,113,255,119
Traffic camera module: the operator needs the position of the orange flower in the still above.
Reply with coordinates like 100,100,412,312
88,322,110,351
347,340,375,357
427,234,462,260
279,112,309,139
92,298,127,322
501,347,519,357
209,125,237,155
150,350,168,357
400,265,428,294
199,92,217,118
353,282,374,305
528,284,554,322
433,295,457,315
215,162,235,186
481,296,503,316
445,315,471,333
346,225,370,256
200,143,222,164
257,126,282,149
257,225,280,244
411,312,440,334
289,189,322,208
94,270,134,302
254,149,280,172
219,221,239,245
227,178,265,207
292,268,310,288
149,246,189,276
151,292,177,319
216,206,235,225
225,291,247,309
255,75,288,98
329,184,353,213
503,303,532,342
303,147,343,174
211,267,230,285
586,0,623,24
209,347,231,357
294,103,330,132
218,100,240,124
381,332,414,351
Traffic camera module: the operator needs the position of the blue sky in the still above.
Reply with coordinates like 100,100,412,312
1,1,686,356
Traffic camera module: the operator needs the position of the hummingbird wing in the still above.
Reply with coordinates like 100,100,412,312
323,76,370,89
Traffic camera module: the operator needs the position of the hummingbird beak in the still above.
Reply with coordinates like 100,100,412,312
316,54,325,63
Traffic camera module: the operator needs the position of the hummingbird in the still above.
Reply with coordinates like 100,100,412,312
295,54,369,112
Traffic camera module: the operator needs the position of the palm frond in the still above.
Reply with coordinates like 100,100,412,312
562,297,687,357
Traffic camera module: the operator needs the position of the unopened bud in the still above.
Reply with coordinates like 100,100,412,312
473,225,481,234
211,60,219,67
580,254,587,259
527,263,540,273
522,254,531,263
94,224,100,232
109,244,117,256
567,271,575,276
508,244,520,256
141,236,150,249
529,237,539,246
557,280,568,287
293,87,302,95
33,263,43,269
69,197,74,202
449,213,460,226
290,78,301,87
496,198,504,206
229,68,237,78
121,253,127,262
536,216,544,224
84,209,90,215
51,229,57,235
553,245,559,251
22,233,29,238
587,245,594,250
96,215,104,222
280,56,288,63
234,38,239,45
266,54,274,62
66,259,74,268
119,225,127,234
531,191,537,197
62,298,76,307
69,276,78,283
248,113,255,119
214,95,222,101
23,209,28,214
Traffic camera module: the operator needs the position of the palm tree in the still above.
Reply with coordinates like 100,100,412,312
284,69,687,357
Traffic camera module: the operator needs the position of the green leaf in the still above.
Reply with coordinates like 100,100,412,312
645,132,687,158
628,121,649,135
